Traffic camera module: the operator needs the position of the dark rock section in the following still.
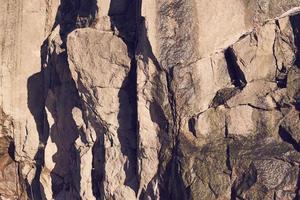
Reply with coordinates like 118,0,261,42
224,48,247,89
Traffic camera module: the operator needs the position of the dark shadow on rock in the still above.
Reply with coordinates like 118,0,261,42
116,57,138,193
160,147,188,200
91,136,104,198
278,125,300,152
108,0,139,195
53,0,98,42
224,47,247,89
27,72,49,200
48,103,81,199
290,14,300,69
27,0,98,198
109,0,137,52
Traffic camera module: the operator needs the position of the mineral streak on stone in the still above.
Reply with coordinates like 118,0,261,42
0,0,300,199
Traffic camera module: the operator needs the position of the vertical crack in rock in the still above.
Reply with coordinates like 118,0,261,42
226,145,232,173
108,0,139,196
224,47,247,89
135,13,172,198
160,69,186,200
157,0,200,199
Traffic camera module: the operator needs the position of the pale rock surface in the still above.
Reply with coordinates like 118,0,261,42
0,0,300,200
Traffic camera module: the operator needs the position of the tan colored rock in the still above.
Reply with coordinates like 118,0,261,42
1,0,300,199
191,53,232,113
196,0,251,57
68,28,136,199
194,106,226,138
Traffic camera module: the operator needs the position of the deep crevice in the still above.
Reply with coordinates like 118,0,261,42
108,0,141,195
226,145,232,176
160,142,187,200
188,117,196,137
224,47,247,89
8,140,15,161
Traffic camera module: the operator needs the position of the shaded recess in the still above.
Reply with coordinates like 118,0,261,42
27,0,98,199
224,48,247,89
188,117,196,137
108,0,140,195
27,71,49,200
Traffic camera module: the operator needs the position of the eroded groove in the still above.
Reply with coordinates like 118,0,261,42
157,0,201,198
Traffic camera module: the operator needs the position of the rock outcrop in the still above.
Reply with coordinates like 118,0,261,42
0,0,300,199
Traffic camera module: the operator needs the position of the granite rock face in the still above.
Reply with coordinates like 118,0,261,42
0,0,300,199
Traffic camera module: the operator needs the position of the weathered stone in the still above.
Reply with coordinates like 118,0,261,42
1,1,300,199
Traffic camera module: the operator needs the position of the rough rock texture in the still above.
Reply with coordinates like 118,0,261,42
0,0,300,199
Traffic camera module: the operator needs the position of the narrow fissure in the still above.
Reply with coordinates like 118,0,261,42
161,66,187,199
107,0,141,195
226,145,232,175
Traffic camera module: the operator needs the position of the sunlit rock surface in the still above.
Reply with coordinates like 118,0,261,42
0,0,300,199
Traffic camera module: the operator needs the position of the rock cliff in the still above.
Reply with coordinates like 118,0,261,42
0,0,300,199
